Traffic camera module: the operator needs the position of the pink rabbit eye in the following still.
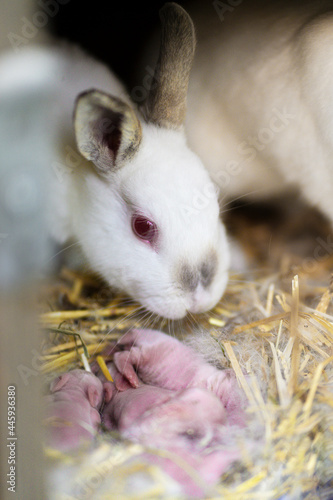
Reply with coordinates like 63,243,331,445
131,214,158,244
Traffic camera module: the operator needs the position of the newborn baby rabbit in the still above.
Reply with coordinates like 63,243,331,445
43,369,112,452
109,328,246,427
100,329,247,495
44,329,247,494
103,382,241,497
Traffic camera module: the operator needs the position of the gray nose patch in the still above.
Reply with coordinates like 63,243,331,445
200,254,217,287
179,251,218,291
180,265,200,292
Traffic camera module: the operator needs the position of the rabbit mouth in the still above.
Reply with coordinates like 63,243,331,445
130,270,229,320
185,271,229,316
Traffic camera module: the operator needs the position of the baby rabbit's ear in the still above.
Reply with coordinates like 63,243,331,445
74,90,142,174
87,385,102,408
50,372,70,392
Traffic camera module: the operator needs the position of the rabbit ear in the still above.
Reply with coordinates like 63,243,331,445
74,90,142,174
87,385,102,408
50,373,70,392
142,2,196,129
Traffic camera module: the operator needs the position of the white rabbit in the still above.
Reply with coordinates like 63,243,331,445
185,0,333,223
0,4,230,320
7,1,330,321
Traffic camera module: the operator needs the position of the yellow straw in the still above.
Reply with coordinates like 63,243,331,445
97,355,113,382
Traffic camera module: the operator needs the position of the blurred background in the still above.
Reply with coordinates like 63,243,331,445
1,0,319,96
0,0,193,88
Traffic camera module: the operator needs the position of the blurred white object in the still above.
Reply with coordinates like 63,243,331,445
0,62,55,499
186,1,333,222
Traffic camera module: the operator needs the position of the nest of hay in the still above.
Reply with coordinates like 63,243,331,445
40,199,333,499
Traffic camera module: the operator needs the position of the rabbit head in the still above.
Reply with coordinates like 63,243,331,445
72,3,230,319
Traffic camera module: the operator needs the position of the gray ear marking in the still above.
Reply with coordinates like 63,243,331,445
74,89,142,174
142,2,196,129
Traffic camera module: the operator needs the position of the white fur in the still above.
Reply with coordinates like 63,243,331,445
0,44,229,319
66,124,229,318
186,2,333,222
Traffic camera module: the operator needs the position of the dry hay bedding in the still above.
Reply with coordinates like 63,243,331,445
40,201,333,499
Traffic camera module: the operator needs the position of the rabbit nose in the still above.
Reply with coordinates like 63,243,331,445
200,254,218,288
179,251,218,292
179,265,199,292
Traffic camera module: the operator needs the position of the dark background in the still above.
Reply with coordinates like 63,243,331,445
47,0,326,92
48,0,194,90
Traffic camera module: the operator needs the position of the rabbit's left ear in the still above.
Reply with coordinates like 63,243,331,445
74,90,142,175
87,385,102,408
50,373,70,392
